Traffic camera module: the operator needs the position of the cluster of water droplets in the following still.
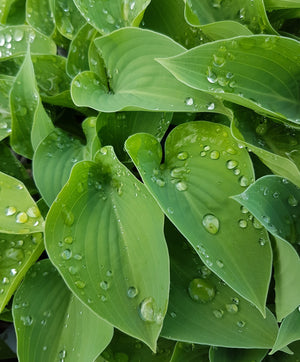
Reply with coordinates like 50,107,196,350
0,27,28,58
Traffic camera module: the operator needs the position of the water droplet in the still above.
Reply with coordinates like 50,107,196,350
204,145,210,151
216,260,224,268
177,151,188,160
15,212,28,224
2,277,9,284
139,297,155,322
68,266,78,275
252,218,263,229
258,237,266,246
167,207,174,214
127,286,138,298
14,29,24,42
185,97,194,106
207,68,217,83
176,181,188,192
202,214,220,234
26,206,40,218
238,219,248,228
10,268,17,276
63,235,73,244
226,303,239,313
232,297,240,305
200,151,206,157
240,206,248,214
75,280,86,289
188,278,215,303
61,249,72,260
213,309,224,318
74,254,82,260
239,176,249,187
5,206,16,216
21,315,33,326
213,54,225,67
106,14,115,24
288,195,298,207
156,178,165,187
62,207,74,226
170,311,177,318
237,320,246,328
58,349,67,359
5,248,24,261
226,160,238,170
210,150,220,160
207,102,215,110
100,281,109,290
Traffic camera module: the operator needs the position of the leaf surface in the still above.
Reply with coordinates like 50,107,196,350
0,74,14,141
170,342,209,362
13,259,113,362
209,346,267,361
157,35,300,124
126,122,272,314
26,0,55,36
45,147,169,351
71,28,228,114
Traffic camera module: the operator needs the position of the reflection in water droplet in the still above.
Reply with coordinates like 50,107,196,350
210,150,220,160
258,237,266,246
288,195,298,207
226,303,239,313
26,206,40,218
238,219,248,228
226,160,238,170
5,206,17,216
177,151,188,160
176,181,188,192
239,176,249,187
188,278,215,303
127,286,138,298
185,97,194,106
202,214,220,234
139,297,155,322
16,212,28,224
61,249,72,260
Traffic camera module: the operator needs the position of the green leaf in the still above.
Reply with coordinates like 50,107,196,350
1,0,25,25
170,342,209,362
157,35,300,124
198,21,253,40
270,309,300,354
125,121,272,315
264,0,300,10
97,111,172,162
54,0,86,40
0,74,14,140
209,346,267,361
232,175,300,244
33,117,99,206
0,25,56,60
100,331,175,361
0,172,44,234
45,147,169,351
71,28,229,114
73,0,151,34
13,259,113,362
185,0,276,34
0,231,43,312
272,236,300,322
161,220,278,348
231,106,300,188
26,0,55,36
66,23,98,78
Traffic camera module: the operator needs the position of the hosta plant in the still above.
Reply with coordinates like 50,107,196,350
0,0,300,361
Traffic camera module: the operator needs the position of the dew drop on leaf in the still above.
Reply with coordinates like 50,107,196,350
226,160,238,170
26,206,41,218
15,212,28,224
100,281,109,290
75,280,86,289
210,150,220,160
5,206,16,216
288,195,298,207
188,278,215,303
213,309,224,319
202,214,220,234
185,97,194,106
176,181,188,192
127,286,138,298
238,219,248,228
177,151,188,161
226,303,239,313
61,249,72,260
138,297,155,322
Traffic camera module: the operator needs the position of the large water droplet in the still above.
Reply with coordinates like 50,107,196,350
210,150,220,160
202,214,220,234
288,195,298,207
188,278,215,303
177,151,188,161
5,206,16,216
16,212,28,224
14,29,24,42
239,176,249,187
127,286,138,298
238,219,248,228
5,248,24,261
176,181,188,192
21,315,33,326
61,249,72,260
139,297,155,322
226,160,238,170
26,206,41,218
100,281,109,290
226,303,239,313
185,97,194,106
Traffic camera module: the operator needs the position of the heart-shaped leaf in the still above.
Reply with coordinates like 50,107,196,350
71,28,228,114
45,147,169,351
157,35,300,124
13,259,113,362
161,220,278,348
125,121,272,315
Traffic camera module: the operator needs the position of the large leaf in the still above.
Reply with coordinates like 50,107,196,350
71,28,229,114
33,117,99,206
26,0,55,36
185,0,276,34
231,106,300,187
264,0,300,10
0,172,44,234
13,259,113,362
0,231,43,312
157,35,300,124
126,121,272,315
73,0,151,34
0,74,14,141
272,236,300,322
45,147,169,351
161,220,278,348
232,175,300,244
209,346,267,361
0,25,56,60
270,308,300,354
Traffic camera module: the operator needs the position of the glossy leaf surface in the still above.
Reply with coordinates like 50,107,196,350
0,74,13,140
161,220,278,348
71,28,228,114
45,147,169,351
13,259,113,362
157,35,300,124
26,0,55,36
126,122,272,314
209,346,267,362
55,0,85,40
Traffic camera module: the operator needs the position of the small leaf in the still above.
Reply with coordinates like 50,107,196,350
0,172,44,234
71,27,229,114
157,35,300,124
45,147,169,351
73,0,151,34
13,259,113,362
0,231,43,312
126,121,272,315
161,220,278,348
270,308,300,354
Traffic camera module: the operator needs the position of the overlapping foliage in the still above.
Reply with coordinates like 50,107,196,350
0,0,299,361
